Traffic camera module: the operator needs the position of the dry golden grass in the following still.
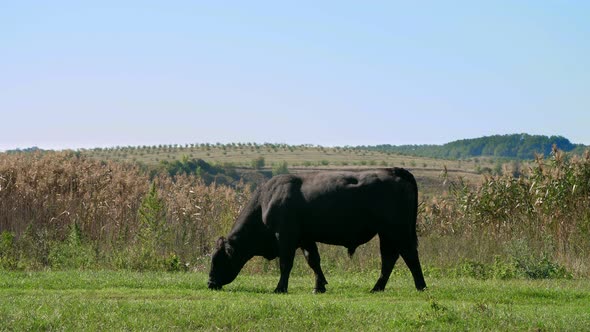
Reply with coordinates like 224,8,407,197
0,151,247,269
1,147,588,277
420,149,590,276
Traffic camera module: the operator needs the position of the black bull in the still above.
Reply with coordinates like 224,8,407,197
208,168,427,293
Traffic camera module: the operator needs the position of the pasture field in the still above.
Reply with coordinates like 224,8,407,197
1,270,589,331
83,144,482,171
83,144,488,179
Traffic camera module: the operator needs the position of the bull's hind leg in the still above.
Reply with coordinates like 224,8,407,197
400,247,427,291
301,242,328,293
371,235,400,292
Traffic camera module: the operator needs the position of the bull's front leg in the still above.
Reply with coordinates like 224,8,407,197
268,210,300,294
274,244,296,293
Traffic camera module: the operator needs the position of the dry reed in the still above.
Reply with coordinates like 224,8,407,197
1,148,589,277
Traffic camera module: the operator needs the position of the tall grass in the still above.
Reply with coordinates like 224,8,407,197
421,147,590,276
1,148,589,277
0,151,247,270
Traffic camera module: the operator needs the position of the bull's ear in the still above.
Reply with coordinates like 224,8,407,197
216,237,226,249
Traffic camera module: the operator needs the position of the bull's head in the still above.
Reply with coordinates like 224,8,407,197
208,236,247,290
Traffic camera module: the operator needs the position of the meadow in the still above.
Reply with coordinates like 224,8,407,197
1,144,590,330
82,143,474,170
1,270,589,331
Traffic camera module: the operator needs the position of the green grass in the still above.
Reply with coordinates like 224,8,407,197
1,270,589,331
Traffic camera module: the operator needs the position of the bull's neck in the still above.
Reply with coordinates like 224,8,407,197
227,203,275,259
226,205,262,259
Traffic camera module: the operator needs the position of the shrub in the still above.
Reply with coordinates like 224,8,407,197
251,156,265,169
48,223,96,270
0,231,17,270
455,253,569,280
507,239,571,279
272,161,289,176
166,253,189,272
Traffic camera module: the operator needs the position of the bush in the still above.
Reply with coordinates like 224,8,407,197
0,231,17,270
48,223,96,270
272,161,289,176
507,239,571,279
166,253,189,272
251,156,265,169
456,254,569,280
17,224,52,269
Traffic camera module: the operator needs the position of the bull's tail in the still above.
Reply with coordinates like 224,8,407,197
392,168,419,249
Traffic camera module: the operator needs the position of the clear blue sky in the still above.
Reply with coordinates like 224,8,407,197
1,1,589,151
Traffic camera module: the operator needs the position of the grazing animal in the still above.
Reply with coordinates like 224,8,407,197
208,168,427,293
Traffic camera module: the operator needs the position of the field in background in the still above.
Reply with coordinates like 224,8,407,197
82,143,489,196
1,271,589,331
82,143,481,169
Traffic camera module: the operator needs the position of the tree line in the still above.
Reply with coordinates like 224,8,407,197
360,134,586,160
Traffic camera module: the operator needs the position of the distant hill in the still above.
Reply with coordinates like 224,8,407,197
360,134,587,160
4,134,586,162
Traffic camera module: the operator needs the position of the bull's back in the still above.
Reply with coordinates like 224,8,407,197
292,169,415,246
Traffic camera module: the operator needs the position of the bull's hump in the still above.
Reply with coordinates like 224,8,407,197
265,174,302,189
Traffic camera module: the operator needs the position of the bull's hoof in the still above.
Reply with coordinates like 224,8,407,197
208,281,222,290
417,286,428,292
370,287,385,293
313,287,326,294
274,287,288,294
